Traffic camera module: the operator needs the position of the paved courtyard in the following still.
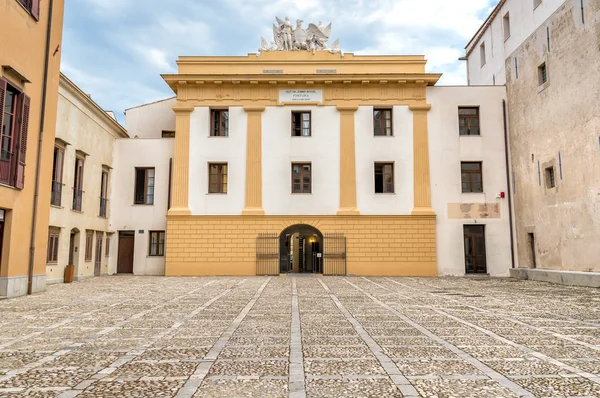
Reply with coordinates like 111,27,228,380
1,276,600,397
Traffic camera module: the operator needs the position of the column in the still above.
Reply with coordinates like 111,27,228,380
409,103,435,215
242,106,265,215
168,105,194,216
337,106,359,215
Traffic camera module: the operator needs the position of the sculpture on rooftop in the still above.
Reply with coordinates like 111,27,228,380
259,17,341,54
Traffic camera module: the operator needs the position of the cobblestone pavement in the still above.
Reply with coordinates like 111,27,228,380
2,276,600,397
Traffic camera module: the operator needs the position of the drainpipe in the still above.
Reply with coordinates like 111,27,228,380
28,0,54,295
502,99,516,269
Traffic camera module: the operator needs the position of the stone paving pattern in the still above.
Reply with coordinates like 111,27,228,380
1,276,600,397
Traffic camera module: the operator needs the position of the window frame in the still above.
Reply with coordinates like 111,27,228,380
291,163,312,194
161,130,175,138
374,162,395,194
208,163,228,194
461,162,483,193
545,166,556,189
72,155,85,211
134,167,155,205
16,0,40,20
51,145,64,206
480,42,487,67
458,107,481,136
538,63,548,85
210,109,229,137
46,228,59,264
99,169,109,217
148,231,166,257
291,111,312,137
373,108,393,137
0,78,29,190
84,231,93,262
503,12,511,41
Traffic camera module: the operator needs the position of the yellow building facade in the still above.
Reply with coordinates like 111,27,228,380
0,0,65,297
161,51,440,276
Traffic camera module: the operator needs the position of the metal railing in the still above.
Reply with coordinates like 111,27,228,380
99,197,108,217
72,188,83,211
51,181,62,206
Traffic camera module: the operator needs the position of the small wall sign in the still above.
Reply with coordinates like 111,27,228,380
279,89,323,103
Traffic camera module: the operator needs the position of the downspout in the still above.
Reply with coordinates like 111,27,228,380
502,99,516,269
28,0,54,294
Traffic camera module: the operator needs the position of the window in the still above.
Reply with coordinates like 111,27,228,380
134,167,155,204
461,162,483,193
208,163,228,193
458,107,480,136
85,231,93,262
480,42,486,67
161,130,175,138
292,163,311,193
545,166,556,189
105,234,111,257
534,0,542,9
375,163,394,193
72,156,84,211
99,169,109,217
51,146,64,206
503,12,511,40
17,0,40,20
373,109,392,136
47,228,59,264
210,109,229,137
538,63,548,85
149,231,165,256
292,111,311,136
0,78,30,189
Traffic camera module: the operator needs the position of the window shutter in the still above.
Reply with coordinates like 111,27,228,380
31,0,40,21
15,94,31,190
0,79,6,142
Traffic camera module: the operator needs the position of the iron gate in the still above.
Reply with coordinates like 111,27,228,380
256,233,279,275
323,232,346,275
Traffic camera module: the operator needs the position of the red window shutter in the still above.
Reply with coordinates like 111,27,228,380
31,0,40,21
0,79,6,142
15,94,31,190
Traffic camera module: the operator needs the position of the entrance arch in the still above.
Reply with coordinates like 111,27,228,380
279,224,323,274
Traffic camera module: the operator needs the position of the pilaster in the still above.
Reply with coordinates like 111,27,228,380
169,105,193,216
242,106,266,215
337,105,360,216
409,103,435,216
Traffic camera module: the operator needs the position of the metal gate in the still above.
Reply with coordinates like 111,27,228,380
323,232,346,275
256,233,279,275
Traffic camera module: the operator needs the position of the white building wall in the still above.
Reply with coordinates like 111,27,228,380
262,106,340,216
355,106,414,215
109,138,173,275
428,86,511,277
466,0,566,85
125,97,176,138
189,107,247,215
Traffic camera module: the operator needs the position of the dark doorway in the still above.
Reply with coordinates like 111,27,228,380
68,231,75,265
0,212,4,268
464,225,487,274
279,224,323,274
528,233,536,268
94,233,103,276
117,231,135,274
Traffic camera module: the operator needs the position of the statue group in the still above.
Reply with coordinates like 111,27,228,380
260,17,341,54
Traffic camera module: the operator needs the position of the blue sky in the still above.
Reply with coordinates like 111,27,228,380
62,0,498,124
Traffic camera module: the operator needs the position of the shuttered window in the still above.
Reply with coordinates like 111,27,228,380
47,228,60,264
0,78,30,189
85,231,93,262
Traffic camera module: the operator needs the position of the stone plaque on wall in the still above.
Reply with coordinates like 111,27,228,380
279,90,323,103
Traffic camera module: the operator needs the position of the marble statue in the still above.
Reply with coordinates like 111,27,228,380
259,16,341,54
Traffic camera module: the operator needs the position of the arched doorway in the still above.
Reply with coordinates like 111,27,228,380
279,224,323,274
68,228,80,273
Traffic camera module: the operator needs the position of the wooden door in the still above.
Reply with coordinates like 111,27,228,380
68,232,75,265
94,234,103,276
464,225,487,274
0,220,4,266
117,232,134,274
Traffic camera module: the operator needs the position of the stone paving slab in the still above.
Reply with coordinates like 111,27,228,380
2,275,600,397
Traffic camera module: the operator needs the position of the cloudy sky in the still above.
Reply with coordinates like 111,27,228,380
62,0,498,123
